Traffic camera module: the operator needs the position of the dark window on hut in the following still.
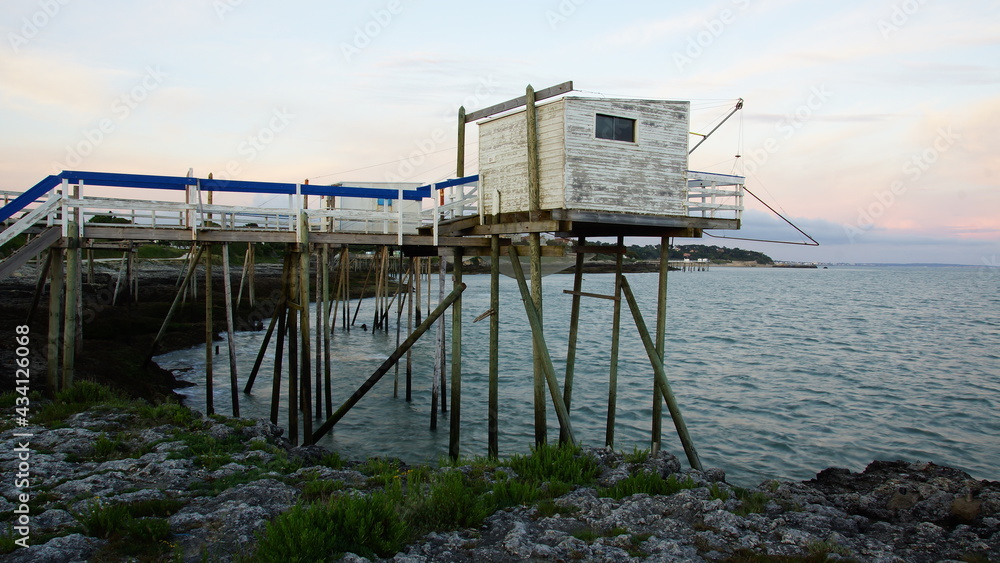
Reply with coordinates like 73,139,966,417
595,114,636,142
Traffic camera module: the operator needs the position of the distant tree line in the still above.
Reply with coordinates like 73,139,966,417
586,241,773,265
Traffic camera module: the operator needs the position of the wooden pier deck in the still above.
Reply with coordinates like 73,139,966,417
1,84,745,468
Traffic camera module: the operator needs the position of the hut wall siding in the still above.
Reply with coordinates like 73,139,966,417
478,97,689,217
563,98,689,216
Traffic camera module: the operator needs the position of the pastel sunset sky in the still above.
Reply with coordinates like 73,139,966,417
2,0,997,265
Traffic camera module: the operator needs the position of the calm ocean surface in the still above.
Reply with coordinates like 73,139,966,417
155,266,1000,486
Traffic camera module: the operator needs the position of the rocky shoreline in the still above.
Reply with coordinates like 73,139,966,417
1,392,997,562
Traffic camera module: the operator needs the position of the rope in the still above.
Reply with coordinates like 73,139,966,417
706,184,819,246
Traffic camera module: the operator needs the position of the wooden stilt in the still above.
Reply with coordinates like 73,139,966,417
248,243,256,308
315,250,323,419
287,245,299,446
561,236,585,444
341,245,349,329
393,263,408,398
246,254,289,393
606,236,625,448
46,248,64,397
414,257,422,324
507,246,575,444
204,244,214,416
312,282,467,442
26,249,52,325
438,255,447,413
488,235,500,459
269,257,290,425
351,252,375,327
298,223,313,445
322,245,333,418
221,243,239,417
620,276,702,470
61,216,80,390
430,257,441,430
525,84,546,446
112,252,126,306
236,244,252,310
146,245,205,364
449,249,463,459
406,256,415,402
652,236,669,453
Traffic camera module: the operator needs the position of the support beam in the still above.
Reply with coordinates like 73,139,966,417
221,243,239,417
312,282,467,442
526,84,546,446
620,275,702,470
449,248,463,460
46,248,64,397
61,218,80,390
606,237,624,448
146,245,205,364
205,245,215,414
561,236,585,444
204,244,214,416
488,234,500,459
507,246,576,445
652,236,669,452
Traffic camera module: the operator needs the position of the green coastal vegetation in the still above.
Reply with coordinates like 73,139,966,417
0,381,781,562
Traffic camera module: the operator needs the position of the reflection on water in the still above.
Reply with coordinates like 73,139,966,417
155,267,1000,486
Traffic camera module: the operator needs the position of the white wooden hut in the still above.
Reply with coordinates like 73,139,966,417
478,97,690,218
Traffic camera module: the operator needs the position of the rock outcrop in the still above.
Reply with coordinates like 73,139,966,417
2,405,997,562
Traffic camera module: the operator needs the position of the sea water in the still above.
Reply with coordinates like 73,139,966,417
154,266,1000,486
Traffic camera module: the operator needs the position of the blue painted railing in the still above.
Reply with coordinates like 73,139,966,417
0,170,479,224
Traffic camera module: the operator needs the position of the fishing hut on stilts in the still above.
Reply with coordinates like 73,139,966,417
0,81,744,469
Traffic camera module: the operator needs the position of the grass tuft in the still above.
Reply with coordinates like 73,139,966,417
599,472,696,500
253,489,408,561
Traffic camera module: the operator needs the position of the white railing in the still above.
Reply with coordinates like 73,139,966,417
686,171,744,221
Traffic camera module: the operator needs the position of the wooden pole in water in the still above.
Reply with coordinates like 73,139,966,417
652,236,669,453
507,246,576,444
488,234,500,459
525,84,546,446
430,257,442,429
322,244,333,418
221,243,239,418
351,253,375,327
248,243,256,308
269,256,291,424
341,245,349,329
438,255,447,413
236,244,252,310
315,250,323,419
449,248,463,459
146,245,205,364
393,264,408,398
406,256,415,402
112,252,126,306
26,249,52,325
312,282,467,442
204,243,214,416
46,247,64,397
61,205,80,390
561,236,585,445
606,236,625,448
414,257,422,324
620,275,702,470
298,214,313,445
287,244,299,446
246,254,289,393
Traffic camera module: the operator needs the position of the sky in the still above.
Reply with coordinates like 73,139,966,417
1,0,998,265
